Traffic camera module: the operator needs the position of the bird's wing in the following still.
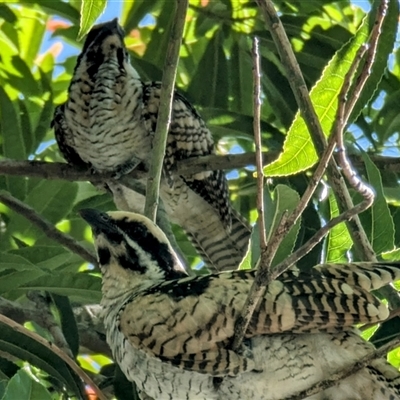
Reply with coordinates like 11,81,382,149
118,265,397,374
119,277,253,376
52,104,89,168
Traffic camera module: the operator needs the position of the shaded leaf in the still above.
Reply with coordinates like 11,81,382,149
1,369,52,400
0,324,83,397
17,272,102,304
360,152,394,254
326,193,353,262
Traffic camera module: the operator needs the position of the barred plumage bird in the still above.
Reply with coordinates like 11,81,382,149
80,208,400,400
53,18,250,272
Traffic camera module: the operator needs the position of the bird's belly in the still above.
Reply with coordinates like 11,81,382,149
65,73,152,172
71,118,152,172
109,330,398,400
108,328,219,400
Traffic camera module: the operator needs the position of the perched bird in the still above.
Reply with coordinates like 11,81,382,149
53,18,251,272
80,208,400,400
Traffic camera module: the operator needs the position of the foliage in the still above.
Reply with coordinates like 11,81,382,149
0,0,399,398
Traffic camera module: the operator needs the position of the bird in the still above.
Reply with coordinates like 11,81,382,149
52,18,251,273
79,208,400,400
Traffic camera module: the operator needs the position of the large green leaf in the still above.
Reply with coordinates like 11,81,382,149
240,184,301,269
264,0,397,176
1,369,52,400
0,323,84,397
16,272,102,304
0,253,44,272
0,88,26,198
358,152,394,254
122,0,161,33
325,193,353,262
52,294,80,357
7,246,82,271
5,180,78,242
187,30,229,109
78,0,107,40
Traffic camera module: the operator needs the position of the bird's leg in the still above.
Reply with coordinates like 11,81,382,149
112,157,143,179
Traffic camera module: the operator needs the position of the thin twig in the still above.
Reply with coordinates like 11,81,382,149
271,199,372,277
256,0,394,270
284,335,400,400
236,0,394,355
255,0,327,154
253,37,266,251
144,0,189,221
0,191,97,266
332,0,388,207
232,37,266,350
0,313,107,400
343,0,388,124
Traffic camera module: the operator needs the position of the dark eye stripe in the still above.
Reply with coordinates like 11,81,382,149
98,247,111,266
116,218,185,279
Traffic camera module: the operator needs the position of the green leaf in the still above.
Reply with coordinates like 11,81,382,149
325,193,353,262
17,272,102,304
142,1,176,68
52,295,80,357
0,87,26,198
187,31,229,109
0,253,43,272
229,36,253,116
264,14,369,176
6,180,78,241
7,246,81,271
349,0,399,122
22,0,80,23
122,0,160,32
1,369,52,400
0,4,17,24
0,324,83,397
241,185,301,269
0,270,46,294
360,152,394,254
78,0,107,40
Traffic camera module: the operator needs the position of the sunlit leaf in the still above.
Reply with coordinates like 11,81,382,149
264,13,369,176
325,193,352,262
78,0,107,40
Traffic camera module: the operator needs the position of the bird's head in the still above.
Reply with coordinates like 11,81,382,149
76,18,140,79
79,209,187,295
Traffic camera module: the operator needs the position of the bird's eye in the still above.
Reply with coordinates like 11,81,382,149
100,213,110,222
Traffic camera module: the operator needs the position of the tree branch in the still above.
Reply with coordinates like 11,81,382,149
144,0,188,221
2,153,400,183
0,191,97,266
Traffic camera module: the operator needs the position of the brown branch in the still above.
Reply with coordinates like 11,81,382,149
253,37,266,251
3,153,400,182
285,335,400,400
0,191,97,266
233,37,267,350
144,0,188,221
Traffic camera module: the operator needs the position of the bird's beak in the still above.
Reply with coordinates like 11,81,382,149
79,208,117,235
